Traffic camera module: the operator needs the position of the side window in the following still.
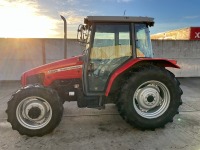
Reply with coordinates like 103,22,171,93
135,24,153,57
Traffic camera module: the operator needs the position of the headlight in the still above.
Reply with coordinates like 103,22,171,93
26,73,45,85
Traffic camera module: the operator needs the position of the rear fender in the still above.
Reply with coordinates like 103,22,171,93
105,58,180,96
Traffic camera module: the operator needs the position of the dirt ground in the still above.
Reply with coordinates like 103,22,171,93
0,78,200,150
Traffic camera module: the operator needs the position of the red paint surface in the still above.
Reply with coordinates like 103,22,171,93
21,55,83,86
190,27,200,40
21,55,180,96
105,58,180,96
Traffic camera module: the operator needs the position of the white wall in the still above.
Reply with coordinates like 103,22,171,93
152,40,200,77
0,38,199,80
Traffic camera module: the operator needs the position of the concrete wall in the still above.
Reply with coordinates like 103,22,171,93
45,39,82,63
0,38,82,80
0,39,42,80
0,38,199,80
152,40,200,77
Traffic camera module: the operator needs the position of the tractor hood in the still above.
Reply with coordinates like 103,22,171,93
21,55,84,86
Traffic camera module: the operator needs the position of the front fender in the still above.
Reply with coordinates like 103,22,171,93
105,58,180,96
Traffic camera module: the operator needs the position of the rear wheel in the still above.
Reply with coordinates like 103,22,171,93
6,86,63,136
118,65,182,129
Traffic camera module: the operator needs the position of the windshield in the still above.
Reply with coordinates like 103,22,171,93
135,24,153,57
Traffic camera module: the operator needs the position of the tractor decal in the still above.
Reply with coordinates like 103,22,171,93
47,65,82,74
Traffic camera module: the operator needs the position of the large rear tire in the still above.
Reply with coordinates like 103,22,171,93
6,86,63,136
118,65,182,129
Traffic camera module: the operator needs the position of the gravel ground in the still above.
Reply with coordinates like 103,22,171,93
0,78,200,150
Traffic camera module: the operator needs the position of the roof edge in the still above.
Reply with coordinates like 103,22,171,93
84,16,154,26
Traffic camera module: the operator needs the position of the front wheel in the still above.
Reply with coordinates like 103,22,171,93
118,66,182,129
6,86,63,136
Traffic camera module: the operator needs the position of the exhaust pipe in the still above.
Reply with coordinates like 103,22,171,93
60,15,67,59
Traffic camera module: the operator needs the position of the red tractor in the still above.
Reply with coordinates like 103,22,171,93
6,16,182,136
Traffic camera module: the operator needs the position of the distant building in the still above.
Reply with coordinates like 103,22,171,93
151,27,200,40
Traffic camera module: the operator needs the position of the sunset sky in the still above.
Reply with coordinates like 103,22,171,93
0,0,199,38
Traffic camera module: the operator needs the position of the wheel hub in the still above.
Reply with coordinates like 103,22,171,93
28,107,41,119
147,95,154,102
24,100,47,121
136,85,160,111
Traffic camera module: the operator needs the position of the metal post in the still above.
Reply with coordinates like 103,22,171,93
42,39,46,64
60,15,67,59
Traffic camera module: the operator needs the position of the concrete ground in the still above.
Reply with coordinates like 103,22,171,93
0,78,200,150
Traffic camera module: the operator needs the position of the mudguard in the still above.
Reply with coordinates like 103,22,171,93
105,58,180,96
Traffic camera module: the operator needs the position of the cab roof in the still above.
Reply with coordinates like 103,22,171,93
84,16,154,26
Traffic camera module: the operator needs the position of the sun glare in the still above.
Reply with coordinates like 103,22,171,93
0,1,58,38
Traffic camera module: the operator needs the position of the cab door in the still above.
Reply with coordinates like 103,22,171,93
86,23,132,93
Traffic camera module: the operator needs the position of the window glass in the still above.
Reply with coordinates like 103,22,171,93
135,24,153,57
88,24,132,92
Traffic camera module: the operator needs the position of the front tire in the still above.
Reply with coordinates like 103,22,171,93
6,86,63,136
118,65,182,129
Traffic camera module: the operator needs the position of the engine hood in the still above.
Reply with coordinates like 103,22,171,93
21,55,84,86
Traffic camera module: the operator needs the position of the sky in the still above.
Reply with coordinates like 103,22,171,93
0,0,199,38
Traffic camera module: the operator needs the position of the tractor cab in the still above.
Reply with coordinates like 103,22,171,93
77,16,154,95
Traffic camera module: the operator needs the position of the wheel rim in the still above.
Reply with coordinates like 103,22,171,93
133,80,170,119
16,96,52,130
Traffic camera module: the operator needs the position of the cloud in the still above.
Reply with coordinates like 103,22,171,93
0,0,60,38
184,16,199,19
117,0,133,2
102,0,133,2
55,0,79,7
2,0,137,38
59,11,84,24
59,8,98,25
